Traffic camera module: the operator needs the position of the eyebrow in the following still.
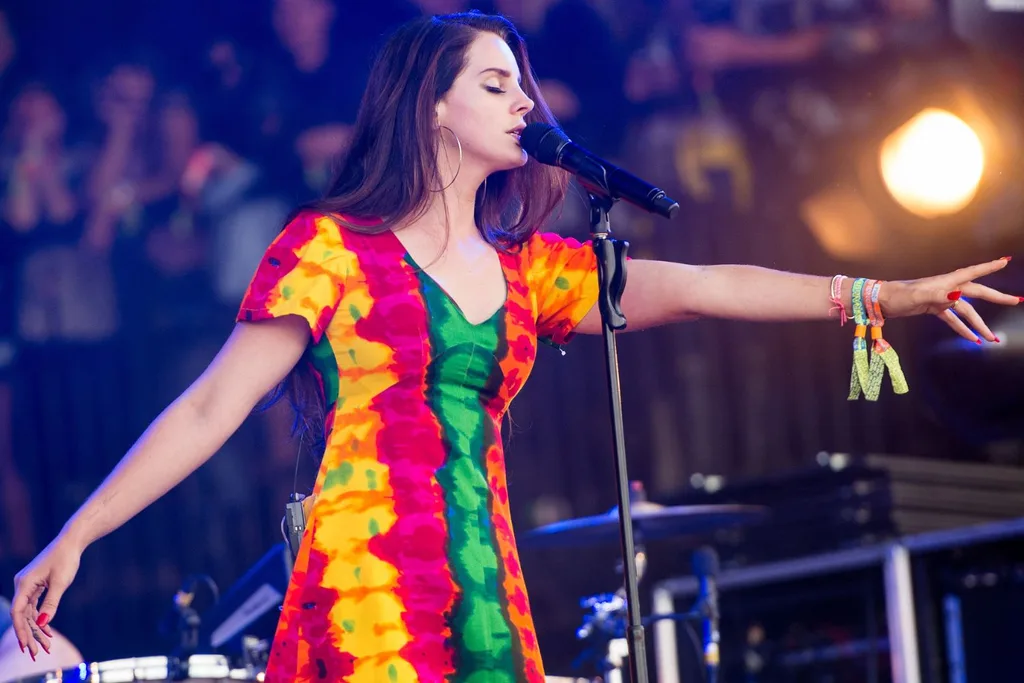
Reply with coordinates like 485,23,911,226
479,67,522,83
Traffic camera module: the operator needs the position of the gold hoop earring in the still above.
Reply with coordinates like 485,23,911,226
433,125,463,192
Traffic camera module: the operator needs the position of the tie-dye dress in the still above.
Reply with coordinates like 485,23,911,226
237,211,599,683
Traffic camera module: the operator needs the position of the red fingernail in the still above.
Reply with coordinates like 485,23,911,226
36,613,49,628
41,642,50,655
947,291,962,301
1001,256,1012,261
976,339,983,345
1018,297,1024,303
29,650,36,662
18,641,24,653
995,336,1001,343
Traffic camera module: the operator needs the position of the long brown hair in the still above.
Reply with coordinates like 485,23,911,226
274,12,569,465
303,11,568,245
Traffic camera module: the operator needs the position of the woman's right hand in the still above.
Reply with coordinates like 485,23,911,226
10,535,83,659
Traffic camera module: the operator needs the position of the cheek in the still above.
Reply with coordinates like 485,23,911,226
444,93,503,140
449,109,495,151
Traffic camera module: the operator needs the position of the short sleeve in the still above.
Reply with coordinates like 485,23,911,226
524,231,599,346
237,212,348,343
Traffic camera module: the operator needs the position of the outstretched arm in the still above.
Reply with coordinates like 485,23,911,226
575,258,1019,342
10,316,309,657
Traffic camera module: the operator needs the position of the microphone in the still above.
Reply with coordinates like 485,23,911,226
693,547,721,683
520,122,679,219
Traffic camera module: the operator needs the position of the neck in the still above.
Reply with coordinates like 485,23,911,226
400,164,489,247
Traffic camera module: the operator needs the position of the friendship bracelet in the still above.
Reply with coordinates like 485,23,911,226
846,279,909,401
868,280,883,329
863,279,878,327
829,275,848,326
848,278,871,401
864,280,886,400
866,281,909,398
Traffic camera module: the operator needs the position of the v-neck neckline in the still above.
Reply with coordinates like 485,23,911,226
385,229,511,328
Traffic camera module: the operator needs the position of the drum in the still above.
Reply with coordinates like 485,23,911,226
35,655,263,682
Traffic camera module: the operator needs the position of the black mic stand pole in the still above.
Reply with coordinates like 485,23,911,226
587,190,649,683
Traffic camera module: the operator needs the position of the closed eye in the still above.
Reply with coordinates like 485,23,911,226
485,85,506,94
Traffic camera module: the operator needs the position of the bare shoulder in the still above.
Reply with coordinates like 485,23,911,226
214,317,310,379
189,317,311,417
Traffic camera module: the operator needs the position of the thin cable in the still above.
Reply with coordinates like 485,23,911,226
292,434,303,502
684,622,707,683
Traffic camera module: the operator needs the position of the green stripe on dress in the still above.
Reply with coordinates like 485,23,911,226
416,268,515,683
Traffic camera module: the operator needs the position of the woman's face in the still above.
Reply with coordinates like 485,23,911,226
435,32,536,177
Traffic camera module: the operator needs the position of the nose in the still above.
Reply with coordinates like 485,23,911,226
514,90,534,116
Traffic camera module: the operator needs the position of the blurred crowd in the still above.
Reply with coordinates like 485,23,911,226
3,0,1016,667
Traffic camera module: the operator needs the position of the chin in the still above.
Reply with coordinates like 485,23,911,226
482,148,529,174
503,150,529,169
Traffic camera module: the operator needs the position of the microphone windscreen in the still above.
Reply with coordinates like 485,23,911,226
520,122,570,165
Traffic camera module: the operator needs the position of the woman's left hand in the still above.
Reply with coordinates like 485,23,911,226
881,257,1020,343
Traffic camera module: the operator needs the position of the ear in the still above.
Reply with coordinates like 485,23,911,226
435,99,448,129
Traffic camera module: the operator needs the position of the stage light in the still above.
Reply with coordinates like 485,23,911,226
878,108,985,219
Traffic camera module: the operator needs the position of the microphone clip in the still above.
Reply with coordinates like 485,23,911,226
284,493,308,561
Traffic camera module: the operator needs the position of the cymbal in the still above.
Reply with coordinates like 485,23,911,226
519,502,768,549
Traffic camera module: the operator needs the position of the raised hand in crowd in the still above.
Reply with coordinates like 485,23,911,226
2,85,77,232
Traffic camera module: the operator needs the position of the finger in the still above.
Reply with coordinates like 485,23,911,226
8,598,23,654
952,257,1010,285
39,619,53,639
24,585,45,657
952,300,997,342
23,593,40,653
27,596,52,640
938,309,982,344
960,282,1023,307
37,577,70,637
22,616,38,660
26,596,48,641
10,582,40,659
27,618,52,655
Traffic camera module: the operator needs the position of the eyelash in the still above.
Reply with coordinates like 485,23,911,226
485,86,507,94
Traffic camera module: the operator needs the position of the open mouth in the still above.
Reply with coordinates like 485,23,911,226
507,126,525,142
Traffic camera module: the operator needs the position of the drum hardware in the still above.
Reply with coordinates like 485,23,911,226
160,574,219,665
170,590,202,666
571,547,724,683
239,636,271,674
524,487,761,683
519,499,767,550
35,654,264,682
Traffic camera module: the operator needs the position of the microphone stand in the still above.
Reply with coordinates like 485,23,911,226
693,547,721,683
587,190,649,683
